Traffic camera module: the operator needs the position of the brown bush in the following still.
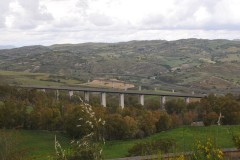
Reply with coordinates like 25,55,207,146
203,112,218,126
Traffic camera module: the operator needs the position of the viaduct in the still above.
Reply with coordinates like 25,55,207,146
19,85,205,110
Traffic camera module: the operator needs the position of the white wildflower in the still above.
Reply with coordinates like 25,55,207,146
102,121,105,125
86,121,92,125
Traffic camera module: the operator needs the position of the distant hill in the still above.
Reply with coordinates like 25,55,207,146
0,39,240,94
0,45,15,49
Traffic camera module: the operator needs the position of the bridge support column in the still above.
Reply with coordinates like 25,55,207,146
68,91,74,100
160,96,166,110
84,91,90,102
119,93,124,109
185,97,190,104
56,90,59,101
139,94,144,106
100,92,106,107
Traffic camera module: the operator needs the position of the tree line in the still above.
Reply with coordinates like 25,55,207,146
0,85,240,140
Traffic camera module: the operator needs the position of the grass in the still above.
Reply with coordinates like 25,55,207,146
2,125,240,159
0,130,70,160
159,56,189,68
220,54,240,62
0,70,82,86
103,125,240,159
18,130,69,160
199,58,216,64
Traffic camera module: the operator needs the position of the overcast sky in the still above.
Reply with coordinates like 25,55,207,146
1,0,240,46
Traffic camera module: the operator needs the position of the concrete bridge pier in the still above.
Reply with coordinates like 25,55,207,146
185,97,190,104
100,92,106,107
160,96,166,110
139,86,142,91
56,90,59,101
84,91,90,102
119,93,125,109
139,94,144,106
68,90,74,100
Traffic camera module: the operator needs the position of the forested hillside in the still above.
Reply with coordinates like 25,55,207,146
0,39,240,94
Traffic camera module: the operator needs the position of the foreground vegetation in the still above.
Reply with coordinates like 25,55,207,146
104,125,240,159
1,85,240,159
1,125,240,159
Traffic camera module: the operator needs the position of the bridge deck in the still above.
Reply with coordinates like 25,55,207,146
18,85,205,98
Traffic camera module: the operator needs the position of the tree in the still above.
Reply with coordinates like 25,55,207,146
200,94,220,114
203,112,218,126
137,111,159,136
165,98,186,114
123,116,138,139
64,106,92,138
220,96,240,124
156,113,172,132
0,98,27,129
104,114,127,140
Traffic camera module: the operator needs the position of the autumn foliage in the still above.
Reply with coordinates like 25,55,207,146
0,85,240,141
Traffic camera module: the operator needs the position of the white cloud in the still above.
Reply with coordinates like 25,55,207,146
8,0,53,29
193,7,211,25
88,13,113,26
0,0,14,27
1,0,240,46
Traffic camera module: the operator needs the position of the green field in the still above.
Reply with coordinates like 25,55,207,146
104,125,240,159
0,70,82,86
2,125,240,159
0,130,70,160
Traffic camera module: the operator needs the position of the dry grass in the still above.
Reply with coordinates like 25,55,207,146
84,79,135,89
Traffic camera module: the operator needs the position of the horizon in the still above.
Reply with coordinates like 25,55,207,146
2,38,240,48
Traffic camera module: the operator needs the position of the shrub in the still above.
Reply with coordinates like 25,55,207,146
156,113,172,132
104,114,127,140
0,98,27,129
165,99,186,115
232,133,240,149
137,111,159,136
128,138,176,156
182,111,197,125
171,113,182,128
203,112,218,126
64,136,104,160
123,116,138,139
64,106,92,138
29,107,62,130
221,99,240,125
191,138,223,160
54,100,105,160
